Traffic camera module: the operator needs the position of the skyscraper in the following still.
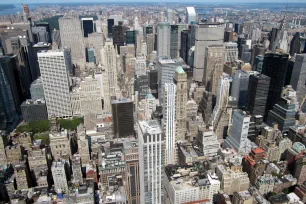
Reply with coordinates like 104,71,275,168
203,45,225,95
107,18,115,38
247,74,271,117
126,30,137,45
290,54,306,105
112,98,134,137
146,33,155,57
82,18,94,37
134,16,140,30
193,23,225,82
174,66,188,141
101,40,119,113
135,55,146,76
231,70,250,109
180,30,189,63
112,22,124,52
138,120,165,204
88,33,105,64
37,50,72,118
186,7,196,24
162,83,176,165
262,53,289,117
170,25,178,59
59,15,86,68
157,22,171,58
290,32,301,56
167,9,173,24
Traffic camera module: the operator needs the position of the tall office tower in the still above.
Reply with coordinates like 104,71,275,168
35,22,52,43
156,57,181,99
144,25,153,39
162,83,176,165
186,7,196,24
167,9,173,23
86,47,96,63
269,28,278,51
273,29,289,53
51,161,69,193
71,76,102,116
170,25,178,59
224,110,251,153
76,125,90,165
231,70,250,109
203,45,225,95
180,30,189,63
247,74,271,116
290,32,301,56
141,42,148,56
22,4,29,20
159,11,165,22
109,15,123,26
101,40,119,113
37,50,72,118
88,33,105,64
177,25,187,57
135,55,146,76
107,18,115,38
138,120,165,204
32,26,49,44
241,44,251,63
144,93,159,120
286,58,295,86
149,69,158,98
111,98,134,137
224,42,238,63
188,24,196,50
290,54,306,105
136,31,143,55
254,55,264,73
126,30,137,45
267,92,297,133
174,66,188,141
135,75,149,100
124,140,140,204
146,34,155,57
193,23,225,82
0,57,19,130
211,75,230,127
134,16,140,30
59,15,86,68
250,44,265,67
112,22,124,52
52,28,61,48
262,53,288,117
157,22,171,58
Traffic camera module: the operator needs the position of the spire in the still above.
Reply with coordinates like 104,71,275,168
279,6,287,30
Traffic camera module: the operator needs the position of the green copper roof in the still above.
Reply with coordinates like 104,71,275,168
292,142,305,153
176,66,185,73
146,93,154,99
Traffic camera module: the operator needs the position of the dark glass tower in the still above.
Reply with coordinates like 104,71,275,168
107,19,115,38
82,18,94,38
262,52,289,118
111,98,134,138
148,69,158,98
290,32,301,56
126,30,136,45
170,25,178,59
247,74,270,117
180,30,189,63
112,22,124,53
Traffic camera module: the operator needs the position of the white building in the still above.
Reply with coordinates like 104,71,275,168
224,110,251,154
88,33,105,63
134,16,140,30
108,15,123,26
51,160,69,193
37,50,72,118
144,93,159,120
101,40,120,114
71,76,103,116
157,22,171,58
138,120,165,204
135,55,146,76
198,128,220,159
167,9,173,24
225,42,238,63
163,83,177,165
59,15,86,68
186,7,196,24
141,42,148,57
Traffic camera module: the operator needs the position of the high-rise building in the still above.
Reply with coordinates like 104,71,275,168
148,69,158,98
198,128,220,159
138,120,165,204
30,77,44,100
32,26,49,44
224,42,238,63
186,7,196,24
35,22,52,43
167,9,173,24
251,44,265,67
112,98,134,137
231,70,250,109
174,66,188,141
50,129,71,160
224,110,251,153
135,55,146,76
247,74,270,117
156,57,181,98
157,22,171,58
290,32,301,56
59,15,86,68
193,23,225,82
254,55,264,73
290,54,306,105
126,30,137,45
170,25,178,59
38,50,72,118
107,18,115,38
86,47,96,63
88,33,105,64
20,99,48,123
134,16,140,30
112,22,124,52
51,160,69,193
262,53,289,117
109,14,123,26
101,40,119,113
203,45,225,95
146,34,155,57
162,83,176,165
180,30,189,63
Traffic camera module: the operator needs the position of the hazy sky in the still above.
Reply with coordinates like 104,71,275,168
1,0,305,4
